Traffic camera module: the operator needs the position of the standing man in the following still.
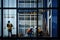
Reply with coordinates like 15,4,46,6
7,21,13,37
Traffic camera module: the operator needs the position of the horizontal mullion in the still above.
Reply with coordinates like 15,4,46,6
2,37,37,39
38,7,58,9
2,8,17,9
19,1,37,3
2,8,58,9
2,8,37,9
17,8,37,9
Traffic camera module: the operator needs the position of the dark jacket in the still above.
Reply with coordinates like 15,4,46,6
7,23,13,30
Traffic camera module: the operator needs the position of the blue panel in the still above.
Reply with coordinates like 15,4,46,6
43,0,47,8
52,0,57,7
52,9,57,37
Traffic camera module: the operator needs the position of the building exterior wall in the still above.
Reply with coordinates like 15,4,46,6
0,0,58,37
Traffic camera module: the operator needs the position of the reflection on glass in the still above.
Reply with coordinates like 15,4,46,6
3,0,16,7
18,10,37,37
49,3,52,8
49,9,52,16
18,0,37,8
38,0,43,8
49,19,51,36
3,9,16,37
38,9,50,37
38,9,43,37
47,0,52,8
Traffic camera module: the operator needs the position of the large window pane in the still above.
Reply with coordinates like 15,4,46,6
18,0,37,8
3,0,16,8
38,3,43,8
38,9,57,37
38,9,44,37
38,9,51,37
38,0,43,8
3,9,16,37
18,9,37,37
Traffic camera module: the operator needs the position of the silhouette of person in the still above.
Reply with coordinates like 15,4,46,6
27,28,33,37
7,21,13,37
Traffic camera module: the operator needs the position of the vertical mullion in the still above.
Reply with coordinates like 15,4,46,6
30,13,31,28
37,0,38,39
16,0,18,37
30,0,31,8
24,12,25,36
33,12,35,36
8,0,9,8
24,0,25,8
1,0,3,37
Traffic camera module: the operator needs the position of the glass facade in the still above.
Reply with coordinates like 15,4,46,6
0,0,58,38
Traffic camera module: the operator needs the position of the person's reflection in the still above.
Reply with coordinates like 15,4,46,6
38,27,43,37
7,21,13,37
27,28,33,37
